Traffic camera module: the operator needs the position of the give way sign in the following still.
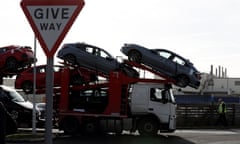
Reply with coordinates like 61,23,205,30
21,0,85,57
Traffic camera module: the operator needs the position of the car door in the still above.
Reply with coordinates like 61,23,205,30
37,65,62,88
81,46,99,70
95,49,119,74
84,46,118,74
151,50,176,76
36,66,47,88
53,66,62,86
73,45,103,72
171,56,189,75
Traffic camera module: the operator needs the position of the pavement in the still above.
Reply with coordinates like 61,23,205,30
5,128,240,144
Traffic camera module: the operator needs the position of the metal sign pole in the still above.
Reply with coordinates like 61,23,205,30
45,57,54,144
32,35,37,134
20,1,85,143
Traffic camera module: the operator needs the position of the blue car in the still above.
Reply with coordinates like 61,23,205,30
121,43,201,89
57,42,138,78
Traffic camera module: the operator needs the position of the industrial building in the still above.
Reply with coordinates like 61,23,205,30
174,65,240,96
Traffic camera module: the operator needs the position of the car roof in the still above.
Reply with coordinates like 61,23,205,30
65,42,115,58
153,49,186,59
65,42,99,49
152,48,193,64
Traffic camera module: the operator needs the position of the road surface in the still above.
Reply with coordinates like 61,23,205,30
6,129,240,144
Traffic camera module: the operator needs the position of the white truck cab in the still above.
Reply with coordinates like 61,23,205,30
130,83,176,133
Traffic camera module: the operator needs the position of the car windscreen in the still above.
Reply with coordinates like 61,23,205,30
8,91,25,102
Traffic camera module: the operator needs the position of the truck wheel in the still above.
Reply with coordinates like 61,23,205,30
82,121,98,135
61,117,79,135
138,118,158,136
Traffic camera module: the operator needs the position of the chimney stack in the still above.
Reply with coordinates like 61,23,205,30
210,65,213,75
218,65,221,78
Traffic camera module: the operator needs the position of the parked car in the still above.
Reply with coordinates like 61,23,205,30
0,45,35,72
121,43,201,89
57,42,139,78
15,65,98,93
0,85,43,127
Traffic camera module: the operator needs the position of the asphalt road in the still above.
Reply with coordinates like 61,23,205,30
6,129,240,144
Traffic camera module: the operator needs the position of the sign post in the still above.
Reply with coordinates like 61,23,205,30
20,0,85,143
45,57,54,144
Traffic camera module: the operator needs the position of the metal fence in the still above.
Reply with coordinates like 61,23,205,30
176,104,240,128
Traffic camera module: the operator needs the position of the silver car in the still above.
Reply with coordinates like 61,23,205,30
57,42,138,77
121,43,201,89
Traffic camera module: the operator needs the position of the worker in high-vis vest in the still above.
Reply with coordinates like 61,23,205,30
215,98,228,127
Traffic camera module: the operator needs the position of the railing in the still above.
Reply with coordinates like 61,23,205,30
176,104,240,128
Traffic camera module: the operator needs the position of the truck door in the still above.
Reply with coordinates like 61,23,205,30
148,88,173,124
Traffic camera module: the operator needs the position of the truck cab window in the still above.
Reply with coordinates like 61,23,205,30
150,88,169,103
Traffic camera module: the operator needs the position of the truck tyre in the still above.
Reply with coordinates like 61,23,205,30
81,121,98,135
138,118,158,136
61,117,79,135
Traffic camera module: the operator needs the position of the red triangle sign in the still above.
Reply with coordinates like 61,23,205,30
21,0,85,57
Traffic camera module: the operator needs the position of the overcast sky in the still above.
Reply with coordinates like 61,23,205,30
1,0,240,77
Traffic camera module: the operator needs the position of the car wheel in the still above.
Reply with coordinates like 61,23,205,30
64,54,76,65
71,75,85,85
22,81,33,93
5,57,17,70
9,110,19,120
128,50,142,63
176,75,189,88
138,118,159,136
